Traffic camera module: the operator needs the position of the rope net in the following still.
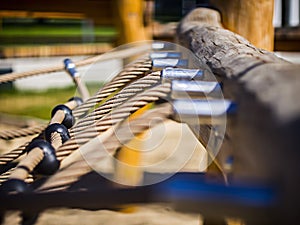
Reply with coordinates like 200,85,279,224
0,49,175,192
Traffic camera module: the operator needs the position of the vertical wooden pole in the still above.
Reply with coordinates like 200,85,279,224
114,103,153,186
210,0,275,51
144,0,154,40
114,0,148,44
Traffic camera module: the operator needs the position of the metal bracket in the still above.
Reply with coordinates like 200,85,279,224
152,58,188,71
161,67,203,82
172,99,236,124
171,80,221,99
150,52,182,59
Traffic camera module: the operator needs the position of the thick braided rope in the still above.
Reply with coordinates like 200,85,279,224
0,45,150,84
56,83,171,161
72,59,152,118
73,61,151,118
0,130,69,184
37,102,172,192
0,168,34,184
0,143,30,166
0,65,64,84
0,124,47,140
0,58,151,167
0,143,29,184
75,45,150,67
72,71,161,131
0,123,58,166
0,53,154,182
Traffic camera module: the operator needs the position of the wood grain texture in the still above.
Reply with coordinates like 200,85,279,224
210,0,275,51
177,8,300,222
0,0,114,25
114,0,148,44
177,8,285,78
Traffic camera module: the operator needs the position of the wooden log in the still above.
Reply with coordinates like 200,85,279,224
210,0,275,51
114,0,148,44
177,8,300,223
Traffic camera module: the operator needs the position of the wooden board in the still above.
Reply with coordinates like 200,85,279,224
0,0,113,25
0,43,113,58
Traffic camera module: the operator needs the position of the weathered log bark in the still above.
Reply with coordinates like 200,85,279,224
178,8,300,223
178,8,285,78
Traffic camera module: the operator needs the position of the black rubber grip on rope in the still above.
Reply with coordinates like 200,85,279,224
51,104,75,129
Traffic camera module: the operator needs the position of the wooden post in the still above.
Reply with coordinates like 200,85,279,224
114,103,153,186
114,0,148,44
210,0,275,51
178,8,300,223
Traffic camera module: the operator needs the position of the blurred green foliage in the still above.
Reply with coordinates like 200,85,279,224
0,83,103,120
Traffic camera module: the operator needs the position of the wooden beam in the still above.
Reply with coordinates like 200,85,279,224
211,0,275,51
0,0,114,25
0,10,85,19
114,0,148,44
177,8,300,223
0,43,112,58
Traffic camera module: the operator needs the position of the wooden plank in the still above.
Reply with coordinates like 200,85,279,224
0,43,112,58
0,10,28,18
0,0,113,25
275,27,300,51
177,8,300,223
210,0,275,51
0,10,85,19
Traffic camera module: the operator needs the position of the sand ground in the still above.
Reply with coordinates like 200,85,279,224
0,118,220,225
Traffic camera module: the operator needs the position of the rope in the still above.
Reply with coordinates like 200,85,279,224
72,71,161,131
72,59,152,118
0,45,151,84
51,132,63,150
0,58,152,169
37,102,172,192
0,169,33,183
56,83,171,161
1,128,68,184
0,52,171,190
0,65,64,84
0,143,29,166
0,145,35,184
0,98,78,168
0,124,47,140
